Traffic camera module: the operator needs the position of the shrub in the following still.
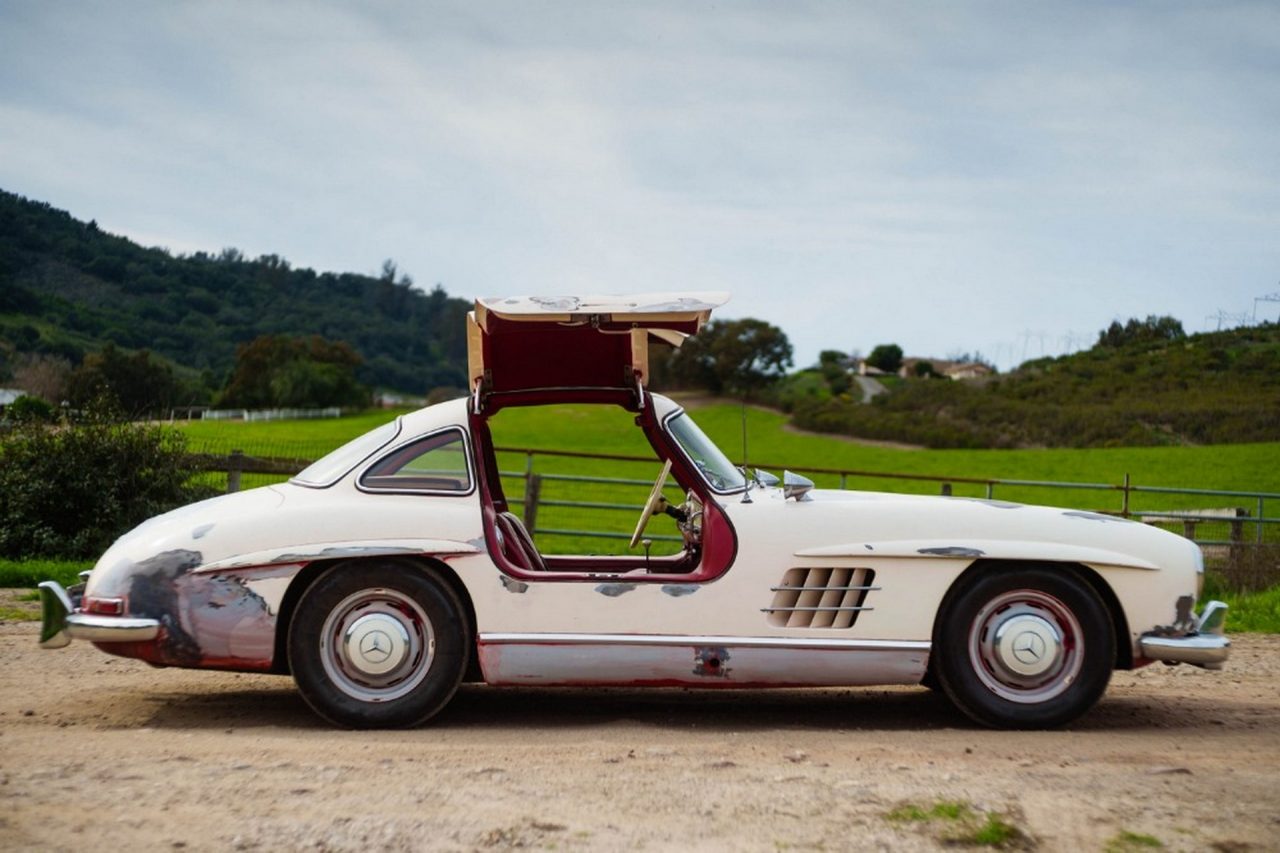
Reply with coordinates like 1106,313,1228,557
0,412,216,559
5,394,54,423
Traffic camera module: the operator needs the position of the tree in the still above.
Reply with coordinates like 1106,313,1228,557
11,353,72,403
866,343,904,373
912,360,939,378
818,349,852,395
1097,316,1186,348
66,344,181,416
668,318,793,398
219,335,371,409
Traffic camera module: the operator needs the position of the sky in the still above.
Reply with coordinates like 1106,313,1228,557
2,1,1278,371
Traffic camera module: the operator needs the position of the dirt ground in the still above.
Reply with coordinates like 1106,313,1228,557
1,612,1277,852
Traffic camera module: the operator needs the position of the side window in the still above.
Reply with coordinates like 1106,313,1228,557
360,430,471,493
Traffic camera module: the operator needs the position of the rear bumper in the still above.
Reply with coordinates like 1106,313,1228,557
38,581,160,649
1138,599,1230,670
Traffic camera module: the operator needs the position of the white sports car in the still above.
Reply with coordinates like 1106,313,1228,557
39,293,1229,729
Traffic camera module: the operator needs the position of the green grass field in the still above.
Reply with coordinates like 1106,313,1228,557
6,402,1279,629
175,399,1280,505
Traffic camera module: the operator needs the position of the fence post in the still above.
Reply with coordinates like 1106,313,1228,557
227,450,244,494
1229,507,1247,579
940,483,952,496
523,473,542,533
1121,473,1131,518
1258,497,1265,546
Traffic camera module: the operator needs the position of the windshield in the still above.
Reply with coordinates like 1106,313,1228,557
666,411,747,493
292,420,401,487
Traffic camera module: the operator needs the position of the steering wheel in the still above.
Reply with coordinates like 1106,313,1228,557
630,459,673,549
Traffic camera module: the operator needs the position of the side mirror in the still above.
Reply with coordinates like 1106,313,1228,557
754,468,780,487
783,470,814,502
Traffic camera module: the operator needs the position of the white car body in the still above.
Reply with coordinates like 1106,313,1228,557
40,293,1228,729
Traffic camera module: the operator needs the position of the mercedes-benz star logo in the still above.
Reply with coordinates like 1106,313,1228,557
1012,632,1046,665
359,630,393,664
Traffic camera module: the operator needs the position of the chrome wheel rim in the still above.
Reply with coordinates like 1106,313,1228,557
320,588,435,703
967,589,1083,704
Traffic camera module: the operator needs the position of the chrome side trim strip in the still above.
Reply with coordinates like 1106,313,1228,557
479,632,930,652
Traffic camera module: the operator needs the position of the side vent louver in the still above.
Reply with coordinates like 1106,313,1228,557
764,567,878,629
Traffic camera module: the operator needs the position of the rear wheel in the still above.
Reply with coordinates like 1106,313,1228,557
288,561,469,728
935,567,1114,729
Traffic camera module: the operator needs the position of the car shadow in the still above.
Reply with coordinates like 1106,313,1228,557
121,681,1269,734
442,684,963,731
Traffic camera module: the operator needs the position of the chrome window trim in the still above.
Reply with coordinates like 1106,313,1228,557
355,426,476,497
661,408,748,497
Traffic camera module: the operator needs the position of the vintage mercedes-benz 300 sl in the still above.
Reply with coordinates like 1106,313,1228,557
39,293,1229,729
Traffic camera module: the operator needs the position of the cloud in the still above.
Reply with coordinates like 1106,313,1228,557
1,1,1276,369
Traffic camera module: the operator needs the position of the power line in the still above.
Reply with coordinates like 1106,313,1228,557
1253,290,1280,324
1205,309,1250,331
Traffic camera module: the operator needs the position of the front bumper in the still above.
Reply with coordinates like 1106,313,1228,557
1138,599,1230,670
38,581,160,649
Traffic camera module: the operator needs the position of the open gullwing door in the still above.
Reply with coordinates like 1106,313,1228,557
466,292,728,407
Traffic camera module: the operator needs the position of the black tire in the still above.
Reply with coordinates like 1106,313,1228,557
934,567,1114,729
288,560,470,728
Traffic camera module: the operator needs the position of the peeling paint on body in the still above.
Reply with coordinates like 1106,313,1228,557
660,584,698,597
123,549,206,663
270,545,422,564
499,575,529,594
595,583,637,597
692,646,732,678
917,546,986,557
191,523,215,540
102,550,297,671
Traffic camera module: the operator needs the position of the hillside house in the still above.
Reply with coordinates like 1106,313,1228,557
897,358,994,380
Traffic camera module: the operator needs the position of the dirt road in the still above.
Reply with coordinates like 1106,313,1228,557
1,618,1276,852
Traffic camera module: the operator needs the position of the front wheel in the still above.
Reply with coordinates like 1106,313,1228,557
934,567,1114,729
288,561,469,728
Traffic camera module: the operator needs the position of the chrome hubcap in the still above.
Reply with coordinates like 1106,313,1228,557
991,613,1061,679
343,614,410,677
969,590,1082,704
320,588,435,703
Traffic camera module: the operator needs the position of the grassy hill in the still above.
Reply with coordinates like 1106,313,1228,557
5,188,1276,450
0,189,471,396
790,324,1280,449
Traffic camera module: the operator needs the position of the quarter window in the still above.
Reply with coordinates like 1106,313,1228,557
360,430,471,493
